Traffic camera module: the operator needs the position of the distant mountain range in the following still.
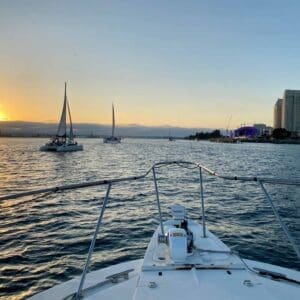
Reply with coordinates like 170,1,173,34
0,121,219,138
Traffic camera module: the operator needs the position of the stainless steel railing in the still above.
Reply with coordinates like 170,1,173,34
0,160,299,299
1,160,299,202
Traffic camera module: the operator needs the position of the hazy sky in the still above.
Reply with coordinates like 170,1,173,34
1,0,300,128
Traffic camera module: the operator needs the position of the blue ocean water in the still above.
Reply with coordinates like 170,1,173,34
0,138,299,299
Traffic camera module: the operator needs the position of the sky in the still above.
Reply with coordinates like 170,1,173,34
1,0,300,129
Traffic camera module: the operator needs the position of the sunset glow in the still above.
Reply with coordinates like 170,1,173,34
0,112,8,121
1,1,300,129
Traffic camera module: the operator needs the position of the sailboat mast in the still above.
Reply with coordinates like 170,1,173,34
112,103,115,137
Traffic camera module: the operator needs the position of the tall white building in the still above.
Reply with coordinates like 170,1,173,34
281,90,300,134
273,99,282,129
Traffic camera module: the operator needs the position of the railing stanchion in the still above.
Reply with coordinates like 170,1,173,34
152,167,165,236
259,181,300,260
199,167,207,238
75,183,112,299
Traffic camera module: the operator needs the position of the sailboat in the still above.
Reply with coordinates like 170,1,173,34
103,103,121,143
40,83,83,152
168,129,175,141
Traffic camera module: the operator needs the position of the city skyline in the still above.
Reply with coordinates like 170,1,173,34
2,1,300,128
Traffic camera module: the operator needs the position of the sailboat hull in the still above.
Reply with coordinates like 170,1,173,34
40,143,83,152
103,136,121,144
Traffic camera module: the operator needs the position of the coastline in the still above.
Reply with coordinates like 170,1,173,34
209,137,300,145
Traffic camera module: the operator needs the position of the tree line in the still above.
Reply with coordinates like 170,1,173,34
186,130,221,140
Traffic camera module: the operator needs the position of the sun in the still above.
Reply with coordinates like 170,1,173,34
0,112,8,121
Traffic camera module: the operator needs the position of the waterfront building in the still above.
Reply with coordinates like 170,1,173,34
234,126,259,138
253,123,266,136
252,124,273,137
282,90,300,135
273,99,282,129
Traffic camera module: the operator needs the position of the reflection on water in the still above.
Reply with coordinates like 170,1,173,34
0,138,299,299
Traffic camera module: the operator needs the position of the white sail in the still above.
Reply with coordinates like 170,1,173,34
56,82,67,137
112,103,115,137
67,100,74,140
103,103,121,143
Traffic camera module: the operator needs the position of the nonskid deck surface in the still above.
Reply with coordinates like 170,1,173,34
30,259,300,300
134,261,300,300
136,219,300,299
30,220,300,300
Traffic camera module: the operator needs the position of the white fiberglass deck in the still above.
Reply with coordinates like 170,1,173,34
30,220,300,300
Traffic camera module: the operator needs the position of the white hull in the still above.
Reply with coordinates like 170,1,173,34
29,259,142,300
103,136,121,144
30,220,300,300
40,143,83,152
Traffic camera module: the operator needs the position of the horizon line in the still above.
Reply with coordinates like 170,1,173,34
0,120,226,130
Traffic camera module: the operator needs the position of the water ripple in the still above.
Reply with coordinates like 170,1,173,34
0,138,299,299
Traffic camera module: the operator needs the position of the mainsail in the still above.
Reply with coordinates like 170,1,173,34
67,100,74,140
112,103,115,137
56,82,67,138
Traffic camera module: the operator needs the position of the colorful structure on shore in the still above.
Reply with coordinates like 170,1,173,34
234,126,259,138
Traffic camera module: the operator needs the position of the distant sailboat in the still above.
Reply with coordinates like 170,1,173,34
168,129,175,141
40,83,83,152
103,103,121,143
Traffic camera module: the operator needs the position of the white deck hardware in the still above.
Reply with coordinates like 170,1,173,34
168,227,188,262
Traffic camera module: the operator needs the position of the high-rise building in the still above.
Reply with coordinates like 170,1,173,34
282,90,300,134
273,99,282,129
